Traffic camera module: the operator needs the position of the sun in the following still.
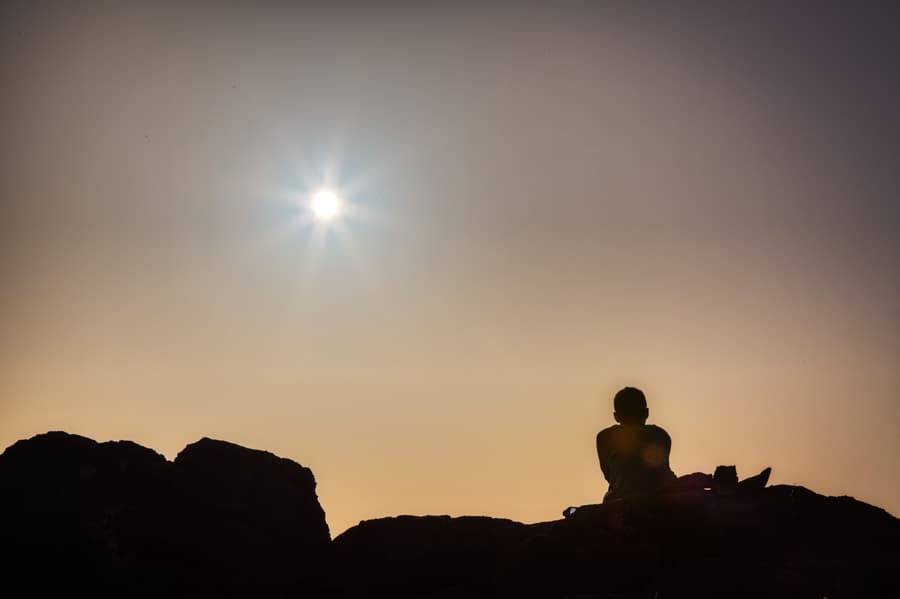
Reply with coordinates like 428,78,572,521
310,188,342,222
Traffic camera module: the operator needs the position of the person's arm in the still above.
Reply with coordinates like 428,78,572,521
661,428,672,460
596,432,612,483
658,427,676,477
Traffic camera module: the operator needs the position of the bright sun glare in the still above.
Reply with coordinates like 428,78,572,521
310,188,342,222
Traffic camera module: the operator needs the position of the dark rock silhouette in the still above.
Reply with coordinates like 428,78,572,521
329,515,537,595
170,437,330,596
1,431,898,598
0,432,171,596
0,432,329,598
329,489,899,598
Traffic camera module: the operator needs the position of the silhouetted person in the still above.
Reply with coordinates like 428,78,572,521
594,387,770,505
596,387,678,502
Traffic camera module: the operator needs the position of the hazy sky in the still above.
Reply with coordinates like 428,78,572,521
3,2,898,534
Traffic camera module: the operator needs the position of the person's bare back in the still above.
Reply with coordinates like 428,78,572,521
596,421,676,502
596,388,676,502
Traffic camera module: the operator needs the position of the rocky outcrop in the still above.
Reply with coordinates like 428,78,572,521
1,431,897,598
329,515,536,594
0,432,330,598
169,438,330,597
330,487,899,598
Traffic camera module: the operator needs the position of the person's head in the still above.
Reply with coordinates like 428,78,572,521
613,386,649,425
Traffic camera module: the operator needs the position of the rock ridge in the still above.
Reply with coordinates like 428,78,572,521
1,431,897,598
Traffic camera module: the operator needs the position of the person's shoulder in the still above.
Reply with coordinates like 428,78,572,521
596,425,619,442
644,424,671,441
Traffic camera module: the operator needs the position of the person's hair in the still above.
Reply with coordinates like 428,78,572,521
613,387,648,424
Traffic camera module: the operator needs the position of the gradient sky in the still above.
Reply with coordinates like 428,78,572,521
2,2,898,535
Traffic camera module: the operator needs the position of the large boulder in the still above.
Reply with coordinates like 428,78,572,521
169,437,331,596
0,432,330,598
0,432,170,596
